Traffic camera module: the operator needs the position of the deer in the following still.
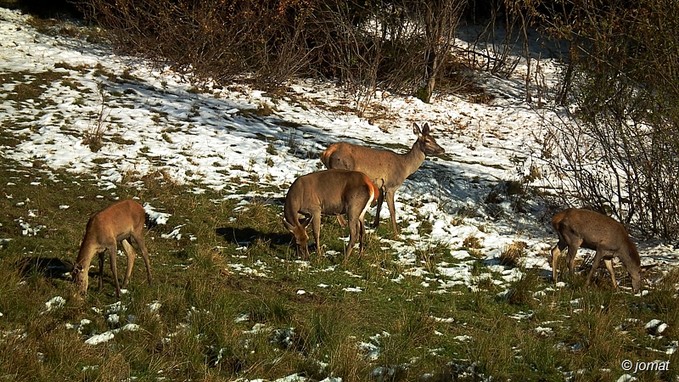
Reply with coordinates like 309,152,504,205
320,122,445,236
550,208,641,293
72,199,152,298
283,169,379,259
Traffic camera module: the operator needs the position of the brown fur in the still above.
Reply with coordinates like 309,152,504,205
283,169,378,259
319,144,339,167
550,208,641,292
72,199,152,298
320,122,444,236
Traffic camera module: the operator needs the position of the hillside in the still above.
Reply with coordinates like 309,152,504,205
1,7,678,382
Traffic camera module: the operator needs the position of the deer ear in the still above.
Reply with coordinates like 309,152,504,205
421,122,430,135
413,123,422,136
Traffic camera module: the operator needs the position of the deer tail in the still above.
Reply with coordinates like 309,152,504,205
358,175,378,221
364,175,380,207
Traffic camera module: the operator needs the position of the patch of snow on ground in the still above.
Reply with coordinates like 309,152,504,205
2,6,679,378
3,4,678,290
43,296,66,313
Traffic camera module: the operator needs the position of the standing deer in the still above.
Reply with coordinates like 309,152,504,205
283,169,379,259
72,199,152,298
320,122,445,235
550,208,641,292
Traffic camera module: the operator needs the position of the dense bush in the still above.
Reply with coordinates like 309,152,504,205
75,0,467,103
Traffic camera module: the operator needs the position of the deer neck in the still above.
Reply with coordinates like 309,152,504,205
623,239,641,267
400,141,426,176
75,240,97,268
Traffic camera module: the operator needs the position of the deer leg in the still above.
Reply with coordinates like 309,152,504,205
550,240,567,283
372,187,385,228
604,259,617,289
385,188,399,236
301,214,311,259
585,249,605,287
358,218,366,256
346,217,359,259
293,233,305,259
107,243,122,298
131,231,152,285
298,227,309,259
336,215,347,227
311,211,322,257
566,244,579,275
97,252,105,291
120,239,136,288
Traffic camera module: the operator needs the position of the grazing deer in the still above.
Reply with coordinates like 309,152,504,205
72,199,152,298
320,122,445,235
283,169,379,259
550,208,641,292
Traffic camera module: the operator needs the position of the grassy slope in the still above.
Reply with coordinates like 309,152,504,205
2,139,679,382
0,23,678,382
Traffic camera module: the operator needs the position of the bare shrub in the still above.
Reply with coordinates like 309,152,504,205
82,95,109,153
76,0,469,103
410,0,468,103
76,0,311,85
540,0,679,240
463,1,522,78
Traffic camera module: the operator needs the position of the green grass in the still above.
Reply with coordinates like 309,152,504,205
1,150,677,382
0,73,678,381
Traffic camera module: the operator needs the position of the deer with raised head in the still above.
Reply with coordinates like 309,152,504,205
72,199,152,298
283,169,379,259
550,208,641,292
320,122,445,236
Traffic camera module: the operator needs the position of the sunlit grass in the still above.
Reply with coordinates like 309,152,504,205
0,127,678,381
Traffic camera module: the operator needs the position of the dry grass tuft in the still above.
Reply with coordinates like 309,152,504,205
499,241,528,267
